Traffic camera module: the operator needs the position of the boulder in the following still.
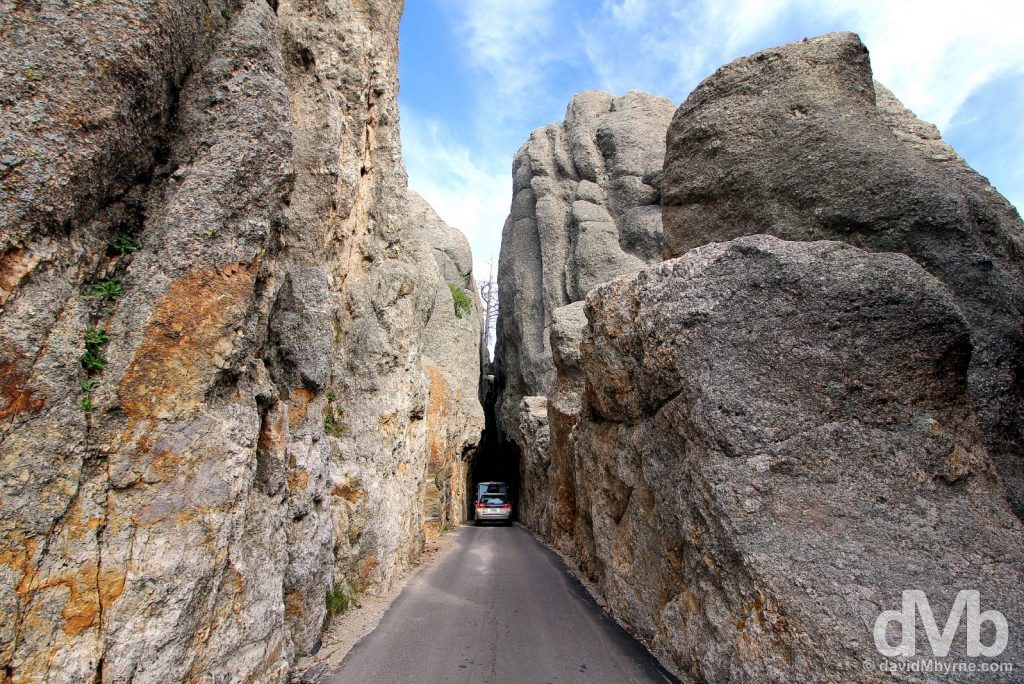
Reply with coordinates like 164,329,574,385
662,31,1024,517
409,192,485,532
572,235,1024,681
494,90,675,507
541,302,589,557
0,1,481,681
409,191,486,426
516,395,550,531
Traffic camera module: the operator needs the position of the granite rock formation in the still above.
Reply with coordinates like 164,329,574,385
492,31,1024,682
408,192,484,532
493,89,675,472
573,236,1024,681
662,31,1024,518
517,302,586,544
0,1,481,681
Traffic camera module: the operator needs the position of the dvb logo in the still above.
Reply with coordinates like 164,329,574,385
873,590,1009,657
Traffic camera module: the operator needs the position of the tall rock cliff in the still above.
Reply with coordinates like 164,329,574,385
406,191,484,532
0,1,481,681
492,90,675,523
574,236,1024,681
493,31,1024,683
662,31,1024,519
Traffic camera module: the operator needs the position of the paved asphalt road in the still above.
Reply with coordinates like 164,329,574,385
330,524,677,684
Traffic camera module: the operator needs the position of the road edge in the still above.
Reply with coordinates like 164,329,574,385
526,526,689,684
289,527,465,683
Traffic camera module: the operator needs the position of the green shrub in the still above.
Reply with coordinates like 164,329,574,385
324,406,345,437
79,379,100,413
81,324,110,372
79,323,110,411
326,586,349,615
84,325,109,347
83,278,124,299
81,349,106,371
447,283,473,319
108,234,142,256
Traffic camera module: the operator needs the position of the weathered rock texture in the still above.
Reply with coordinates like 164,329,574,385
408,192,484,532
491,33,1024,681
493,90,675,498
514,395,549,530
572,236,1024,681
662,31,1024,518
518,302,586,544
0,1,481,681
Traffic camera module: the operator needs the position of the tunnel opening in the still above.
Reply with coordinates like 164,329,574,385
468,439,522,521
465,357,522,521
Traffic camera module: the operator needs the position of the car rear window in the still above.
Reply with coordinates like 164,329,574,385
481,496,507,505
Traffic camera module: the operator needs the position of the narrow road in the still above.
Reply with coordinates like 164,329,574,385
330,525,677,684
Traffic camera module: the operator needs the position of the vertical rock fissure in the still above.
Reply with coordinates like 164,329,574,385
493,32,1024,682
2,0,493,675
494,90,675,529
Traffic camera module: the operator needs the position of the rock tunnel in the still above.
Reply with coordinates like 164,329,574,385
463,364,522,522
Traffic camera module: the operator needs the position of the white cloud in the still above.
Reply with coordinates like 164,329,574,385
578,0,1024,213
401,108,510,282
443,0,559,124
832,0,1024,130
582,0,1024,132
607,0,648,29
400,0,1023,286
579,0,793,100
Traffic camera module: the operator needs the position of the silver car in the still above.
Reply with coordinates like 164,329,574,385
474,494,512,524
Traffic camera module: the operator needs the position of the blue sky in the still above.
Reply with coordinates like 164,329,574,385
398,0,1024,280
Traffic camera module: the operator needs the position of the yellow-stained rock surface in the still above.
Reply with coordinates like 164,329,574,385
0,1,482,681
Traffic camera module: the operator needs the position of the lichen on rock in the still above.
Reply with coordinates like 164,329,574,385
569,235,1024,680
0,1,482,681
662,31,1024,520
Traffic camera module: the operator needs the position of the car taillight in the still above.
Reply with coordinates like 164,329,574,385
476,502,484,509
501,504,511,509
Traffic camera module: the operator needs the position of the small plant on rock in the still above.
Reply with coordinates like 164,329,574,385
107,233,142,256
324,405,345,438
80,349,107,371
83,324,109,347
447,283,473,319
81,324,110,371
326,586,349,615
79,379,100,412
83,278,124,299
79,324,111,411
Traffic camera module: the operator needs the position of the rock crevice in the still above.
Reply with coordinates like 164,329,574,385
0,2,483,681
493,90,675,526
493,31,1024,683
